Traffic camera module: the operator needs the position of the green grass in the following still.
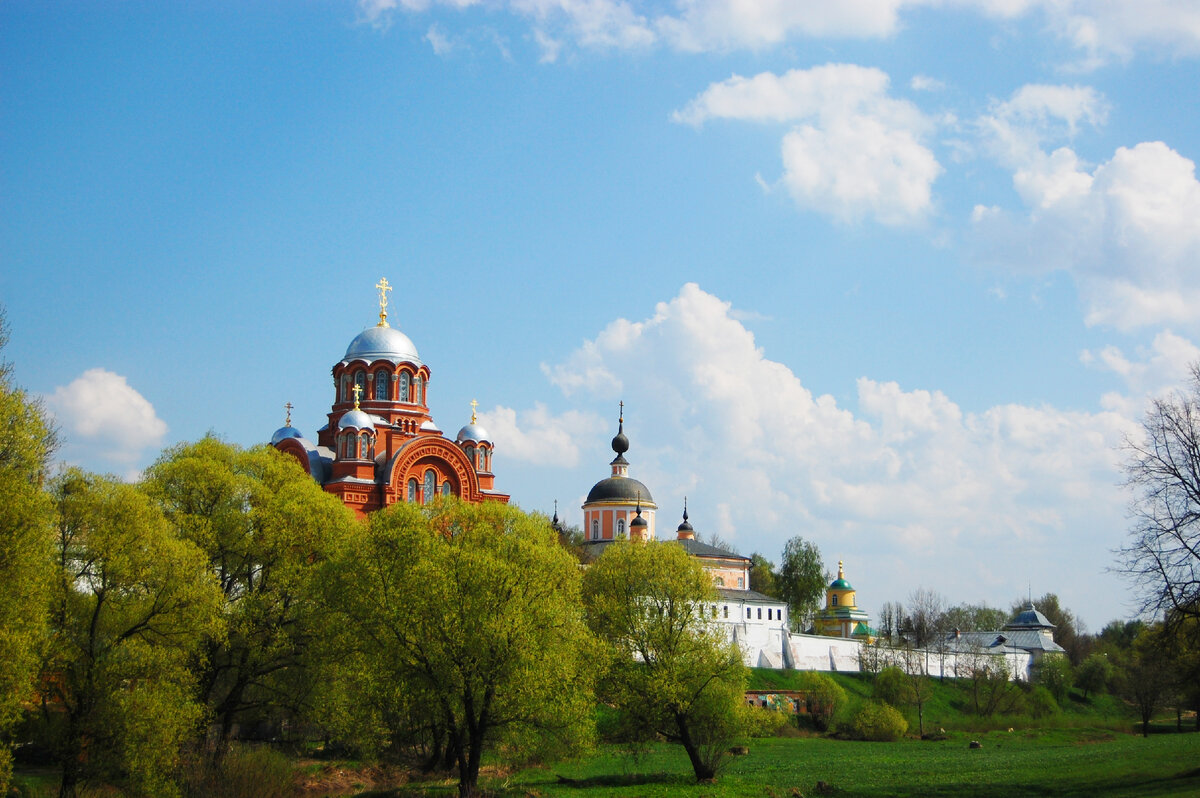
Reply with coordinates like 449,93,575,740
458,731,1200,798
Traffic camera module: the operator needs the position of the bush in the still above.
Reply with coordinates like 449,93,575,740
792,672,847,732
872,667,911,707
846,702,908,742
739,705,792,738
180,745,295,798
1027,686,1060,719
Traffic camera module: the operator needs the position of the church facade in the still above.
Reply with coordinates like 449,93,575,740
271,279,509,517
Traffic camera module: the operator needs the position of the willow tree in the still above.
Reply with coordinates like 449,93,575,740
44,471,222,798
143,437,357,744
0,311,56,793
582,540,746,782
324,499,593,798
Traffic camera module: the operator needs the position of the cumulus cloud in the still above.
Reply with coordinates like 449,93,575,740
541,283,1138,622
1082,330,1200,416
46,368,168,478
655,0,907,51
972,116,1200,330
675,65,942,226
480,403,604,468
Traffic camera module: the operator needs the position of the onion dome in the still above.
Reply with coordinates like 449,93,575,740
611,419,629,457
456,399,490,443
338,408,375,431
630,502,648,532
271,426,303,445
829,560,853,590
342,326,422,366
676,499,694,540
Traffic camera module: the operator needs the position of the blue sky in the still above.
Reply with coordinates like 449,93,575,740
4,0,1200,629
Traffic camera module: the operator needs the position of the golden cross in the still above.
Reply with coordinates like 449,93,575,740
470,398,478,424
284,402,293,426
352,383,362,408
375,277,392,327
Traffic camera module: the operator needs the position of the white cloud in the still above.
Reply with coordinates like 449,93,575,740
1082,330,1200,415
910,74,945,92
425,24,453,54
675,65,942,226
541,283,1138,623
479,403,604,467
357,0,1200,63
972,138,1200,330
46,368,168,477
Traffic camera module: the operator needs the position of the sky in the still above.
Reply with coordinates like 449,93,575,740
3,1,1200,631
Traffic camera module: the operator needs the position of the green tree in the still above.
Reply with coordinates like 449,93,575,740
143,437,356,744
1120,626,1173,737
748,553,779,597
1075,653,1113,700
42,471,222,797
583,540,746,781
777,537,825,632
942,603,1008,634
0,310,56,793
324,499,593,798
1036,655,1074,704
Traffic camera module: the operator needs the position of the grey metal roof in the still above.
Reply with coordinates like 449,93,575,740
671,538,750,561
585,475,655,505
716,587,784,604
1005,608,1056,630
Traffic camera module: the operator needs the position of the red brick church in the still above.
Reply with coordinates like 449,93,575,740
271,278,509,517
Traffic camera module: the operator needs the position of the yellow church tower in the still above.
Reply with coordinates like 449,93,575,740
814,560,871,639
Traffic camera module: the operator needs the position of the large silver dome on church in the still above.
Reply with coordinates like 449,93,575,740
342,325,422,366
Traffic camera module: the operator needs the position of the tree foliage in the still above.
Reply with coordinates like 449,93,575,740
42,471,222,797
0,310,56,792
143,437,357,743
777,537,825,633
583,540,746,781
748,553,779,598
1121,364,1200,635
324,499,593,797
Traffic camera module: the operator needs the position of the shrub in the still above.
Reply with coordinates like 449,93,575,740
872,667,911,707
1027,686,1060,719
180,745,295,798
846,702,908,742
739,705,792,738
792,672,847,732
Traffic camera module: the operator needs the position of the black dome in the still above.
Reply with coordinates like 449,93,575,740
585,476,655,504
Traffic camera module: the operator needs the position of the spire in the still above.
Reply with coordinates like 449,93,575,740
375,277,393,328
284,402,293,427
838,560,845,580
552,499,559,526
470,398,478,425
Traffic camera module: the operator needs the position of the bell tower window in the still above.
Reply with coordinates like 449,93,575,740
399,372,410,402
374,371,389,400
591,519,599,540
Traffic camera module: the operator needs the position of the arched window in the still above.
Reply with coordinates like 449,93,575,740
464,445,475,468
831,594,838,607
399,372,410,402
353,371,366,399
423,470,436,504
616,518,625,537
414,377,423,405
479,448,487,470
375,371,389,401
591,519,599,540
407,478,418,503
441,481,451,496
340,374,350,402
360,433,370,459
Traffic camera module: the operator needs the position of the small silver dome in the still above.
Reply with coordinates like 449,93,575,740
342,326,422,366
271,426,303,445
456,423,490,444
338,409,375,431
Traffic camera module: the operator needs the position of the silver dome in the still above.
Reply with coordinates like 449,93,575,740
271,426,303,445
342,325,422,366
456,422,490,443
338,409,375,430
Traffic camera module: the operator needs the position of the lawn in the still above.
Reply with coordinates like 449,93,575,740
499,730,1200,798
